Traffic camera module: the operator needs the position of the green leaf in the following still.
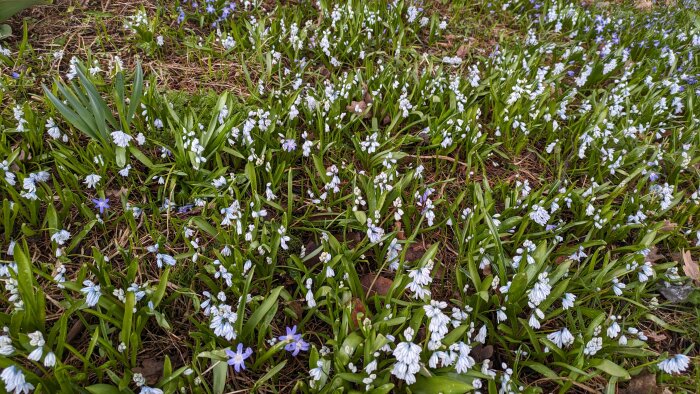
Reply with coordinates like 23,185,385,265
212,360,227,394
442,324,468,346
121,292,135,350
129,146,153,168
590,359,630,379
336,332,363,365
0,0,50,22
13,241,44,331
252,360,287,391
85,384,124,394
127,63,143,125
151,267,170,308
368,383,395,394
508,272,528,304
0,23,10,38
411,375,474,394
353,210,367,225
242,286,282,340
524,362,558,379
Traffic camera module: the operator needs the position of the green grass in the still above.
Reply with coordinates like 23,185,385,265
0,0,699,393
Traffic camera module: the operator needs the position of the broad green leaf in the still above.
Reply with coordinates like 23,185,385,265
411,375,474,394
212,360,227,394
590,359,630,379
85,384,124,394
0,0,50,22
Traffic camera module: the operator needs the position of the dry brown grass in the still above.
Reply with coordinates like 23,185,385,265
6,0,252,96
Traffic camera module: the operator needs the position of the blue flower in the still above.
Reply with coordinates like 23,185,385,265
287,337,309,356
278,325,301,343
92,198,110,214
225,343,253,372
279,326,309,356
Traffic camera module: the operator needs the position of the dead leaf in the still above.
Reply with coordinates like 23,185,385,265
404,244,427,262
288,300,303,320
106,187,128,198
554,255,569,264
418,130,431,145
302,240,321,268
133,358,163,385
645,331,667,343
471,344,493,363
645,246,664,264
456,44,469,59
620,373,658,394
319,66,330,78
361,274,393,297
350,298,366,328
346,100,367,114
682,250,699,285
635,0,653,10
394,221,405,240
660,220,678,232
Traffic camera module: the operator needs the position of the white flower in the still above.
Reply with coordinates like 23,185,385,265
1,365,33,394
111,130,133,148
474,325,488,344
155,253,176,268
210,304,238,340
583,337,602,356
454,342,475,373
27,347,43,361
658,354,690,374
562,293,576,310
45,118,61,139
43,351,56,367
119,165,131,177
278,226,290,250
366,219,384,244
80,280,102,307
528,273,551,306
638,262,654,283
529,205,550,226
140,387,164,394
51,230,71,245
28,332,44,347
612,278,626,295
84,174,101,189
607,320,621,339
424,301,450,343
309,360,324,381
547,328,574,348
0,336,14,356
407,262,433,300
305,278,316,308
497,307,507,323
391,337,421,385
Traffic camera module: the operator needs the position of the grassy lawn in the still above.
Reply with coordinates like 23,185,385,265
0,0,699,392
